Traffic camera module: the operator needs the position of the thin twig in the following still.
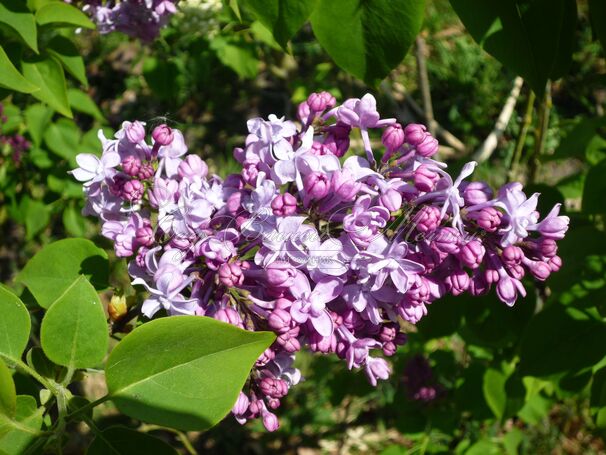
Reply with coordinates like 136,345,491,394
528,82,552,183
473,77,524,163
508,91,536,180
415,36,436,135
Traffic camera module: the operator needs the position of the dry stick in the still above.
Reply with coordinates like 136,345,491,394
528,82,552,184
381,80,467,155
473,76,524,163
415,36,436,135
508,91,536,181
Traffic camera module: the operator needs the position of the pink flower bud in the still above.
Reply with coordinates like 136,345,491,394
445,268,470,296
259,377,288,398
458,240,485,269
124,121,146,143
218,262,244,287
271,193,297,216
502,245,524,265
277,333,301,352
307,91,336,112
414,165,439,192
467,207,502,232
268,309,292,333
214,307,243,327
303,171,330,204
121,179,144,202
262,411,280,432
379,188,402,212
152,124,174,145
548,255,562,272
416,134,439,157
404,123,428,145
528,260,551,281
138,163,154,180
122,155,142,177
414,206,441,234
232,392,249,416
382,123,405,151
135,226,154,247
383,342,397,356
462,181,493,205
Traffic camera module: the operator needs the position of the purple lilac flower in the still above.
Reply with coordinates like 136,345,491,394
72,92,569,431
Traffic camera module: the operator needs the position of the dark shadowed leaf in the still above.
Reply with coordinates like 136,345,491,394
240,0,318,48
0,0,38,52
450,0,577,97
86,426,178,455
310,0,425,85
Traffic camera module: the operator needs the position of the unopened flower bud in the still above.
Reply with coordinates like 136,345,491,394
152,124,174,145
109,294,128,321
382,123,405,151
271,193,297,216
123,121,146,143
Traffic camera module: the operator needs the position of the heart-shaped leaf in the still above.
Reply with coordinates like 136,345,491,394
106,316,275,431
0,287,31,362
310,0,425,86
17,238,108,309
40,276,108,369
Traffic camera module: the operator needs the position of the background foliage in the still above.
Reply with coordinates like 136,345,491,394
1,0,606,453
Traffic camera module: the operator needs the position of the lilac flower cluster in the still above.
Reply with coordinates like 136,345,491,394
71,92,569,431
0,104,30,164
76,0,178,41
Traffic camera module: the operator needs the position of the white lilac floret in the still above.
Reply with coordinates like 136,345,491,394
71,93,570,431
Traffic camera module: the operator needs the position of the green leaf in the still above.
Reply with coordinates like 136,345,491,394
0,287,31,362
589,0,606,54
26,348,65,382
240,0,317,48
483,368,507,421
209,36,260,79
67,89,105,121
106,316,275,431
0,396,43,455
24,104,53,146
0,0,38,52
583,159,606,214
86,426,179,455
17,238,109,309
47,36,87,87
40,276,108,369
43,118,81,163
0,46,39,94
62,205,87,237
310,0,425,86
519,304,606,377
0,360,16,419
450,0,577,97
21,57,72,118
35,2,94,29
22,197,51,240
